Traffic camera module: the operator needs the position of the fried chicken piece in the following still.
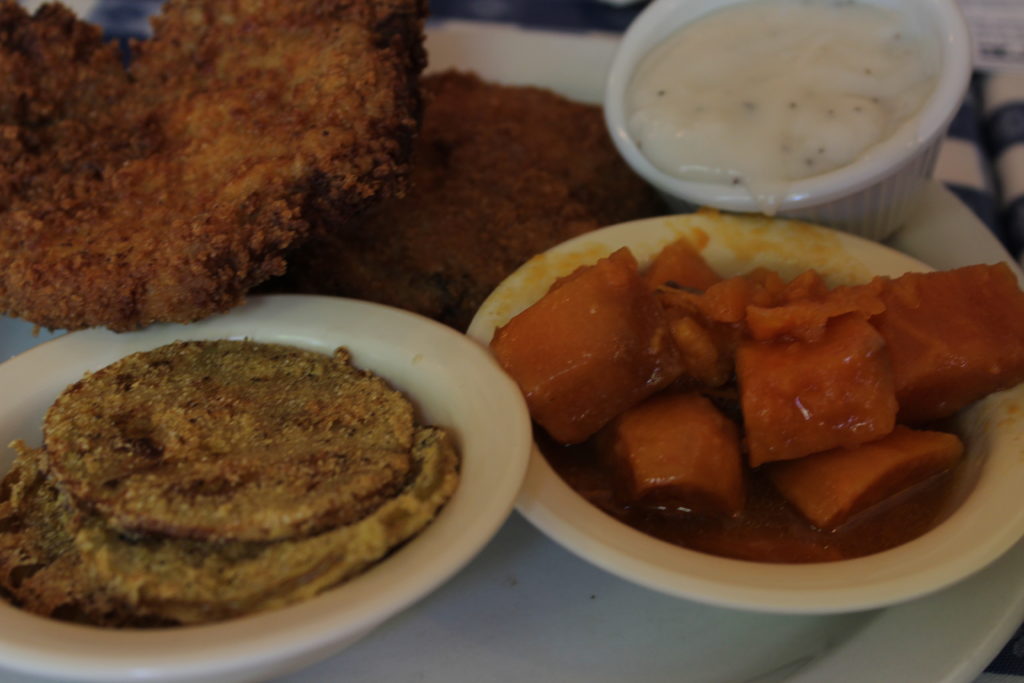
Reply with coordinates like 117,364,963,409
0,0,425,331
275,70,666,331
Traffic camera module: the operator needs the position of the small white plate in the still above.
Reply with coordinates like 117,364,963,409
467,211,1024,615
0,294,531,682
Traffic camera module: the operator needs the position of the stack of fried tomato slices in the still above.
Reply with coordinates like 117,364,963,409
0,340,459,627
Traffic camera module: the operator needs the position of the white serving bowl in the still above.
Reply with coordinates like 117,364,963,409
467,213,1024,614
0,295,532,683
604,0,972,241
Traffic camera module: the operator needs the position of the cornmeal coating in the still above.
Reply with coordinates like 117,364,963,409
0,0,425,331
1,340,460,627
44,341,415,542
73,427,458,625
276,70,666,331
0,446,160,627
1,429,458,626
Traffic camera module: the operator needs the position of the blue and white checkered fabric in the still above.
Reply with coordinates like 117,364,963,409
933,78,1002,241
984,72,1024,263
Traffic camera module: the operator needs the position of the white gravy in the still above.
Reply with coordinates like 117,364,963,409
626,0,939,213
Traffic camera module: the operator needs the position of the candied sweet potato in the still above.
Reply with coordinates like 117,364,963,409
779,270,829,303
738,315,898,466
605,392,744,516
491,248,684,444
659,268,883,344
702,274,781,324
656,268,788,326
746,280,885,343
663,315,738,389
767,425,964,530
643,238,722,291
871,263,1024,423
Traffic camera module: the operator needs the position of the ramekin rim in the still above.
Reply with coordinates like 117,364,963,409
603,0,973,212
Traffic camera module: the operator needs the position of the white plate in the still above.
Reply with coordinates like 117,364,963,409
467,211,1024,615
0,295,531,682
1,14,1022,683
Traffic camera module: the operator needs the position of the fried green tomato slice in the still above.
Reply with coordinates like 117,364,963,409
0,444,163,627
73,426,459,625
43,340,415,542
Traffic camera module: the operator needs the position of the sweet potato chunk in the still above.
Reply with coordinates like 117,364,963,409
664,315,738,389
701,272,785,324
738,315,897,466
657,283,740,389
871,263,1024,422
658,270,786,326
491,248,684,444
767,425,963,530
779,270,829,302
643,238,722,291
606,392,744,516
746,280,885,343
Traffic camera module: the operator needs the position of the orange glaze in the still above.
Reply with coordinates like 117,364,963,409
538,429,961,563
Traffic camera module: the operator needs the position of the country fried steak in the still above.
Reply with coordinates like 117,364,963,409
0,0,426,332
275,70,667,331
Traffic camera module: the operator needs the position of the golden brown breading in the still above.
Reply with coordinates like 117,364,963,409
275,70,666,331
43,341,416,542
72,426,459,626
1,427,459,627
1,341,461,627
0,0,426,332
0,3,130,210
0,445,155,627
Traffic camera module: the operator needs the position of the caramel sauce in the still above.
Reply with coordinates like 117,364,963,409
538,429,961,563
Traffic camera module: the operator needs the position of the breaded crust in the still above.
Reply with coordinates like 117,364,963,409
276,70,666,330
0,445,158,627
44,341,416,542
73,427,459,625
0,427,457,627
0,0,426,331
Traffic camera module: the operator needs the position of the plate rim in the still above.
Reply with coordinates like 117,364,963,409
0,293,532,681
466,206,1024,616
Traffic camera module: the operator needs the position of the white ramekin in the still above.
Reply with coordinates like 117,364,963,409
604,0,973,241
